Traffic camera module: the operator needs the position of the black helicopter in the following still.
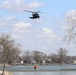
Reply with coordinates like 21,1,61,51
23,10,41,19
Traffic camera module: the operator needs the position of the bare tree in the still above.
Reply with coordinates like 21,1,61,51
57,48,68,64
64,10,76,43
23,50,32,64
48,53,58,64
0,33,20,75
33,50,46,63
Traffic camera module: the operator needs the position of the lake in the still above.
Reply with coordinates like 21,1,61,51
13,71,76,75
0,65,76,75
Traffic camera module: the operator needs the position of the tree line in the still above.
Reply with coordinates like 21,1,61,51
0,33,76,75
0,33,76,65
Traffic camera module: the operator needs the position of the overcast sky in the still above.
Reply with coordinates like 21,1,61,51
0,0,76,56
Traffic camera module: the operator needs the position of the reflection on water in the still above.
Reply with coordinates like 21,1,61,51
13,71,76,75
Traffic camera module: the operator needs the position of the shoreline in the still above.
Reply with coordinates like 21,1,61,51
0,71,13,75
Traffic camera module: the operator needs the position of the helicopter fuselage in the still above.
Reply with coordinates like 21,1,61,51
30,13,40,19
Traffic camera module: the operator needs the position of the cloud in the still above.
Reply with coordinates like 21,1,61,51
0,17,32,33
15,21,31,28
61,9,76,31
43,28,57,39
66,9,76,17
11,34,20,39
0,16,61,53
0,0,25,10
0,17,31,28
4,16,17,21
65,9,76,24
0,0,43,11
13,21,32,33
62,25,71,30
0,17,59,42
0,16,18,27
0,0,11,8
27,1,43,10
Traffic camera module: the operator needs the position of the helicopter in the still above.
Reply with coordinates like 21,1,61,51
23,10,41,19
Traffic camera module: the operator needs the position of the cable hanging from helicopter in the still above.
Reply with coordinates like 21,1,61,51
23,10,40,69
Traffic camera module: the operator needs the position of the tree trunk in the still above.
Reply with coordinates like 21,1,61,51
1,63,6,75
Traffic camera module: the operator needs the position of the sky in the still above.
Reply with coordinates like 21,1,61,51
0,0,76,56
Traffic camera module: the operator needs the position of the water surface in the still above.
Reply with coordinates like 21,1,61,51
0,65,76,75
13,71,76,75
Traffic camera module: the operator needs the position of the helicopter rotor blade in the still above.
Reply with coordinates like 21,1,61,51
23,10,34,13
23,10,41,13
37,10,41,13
